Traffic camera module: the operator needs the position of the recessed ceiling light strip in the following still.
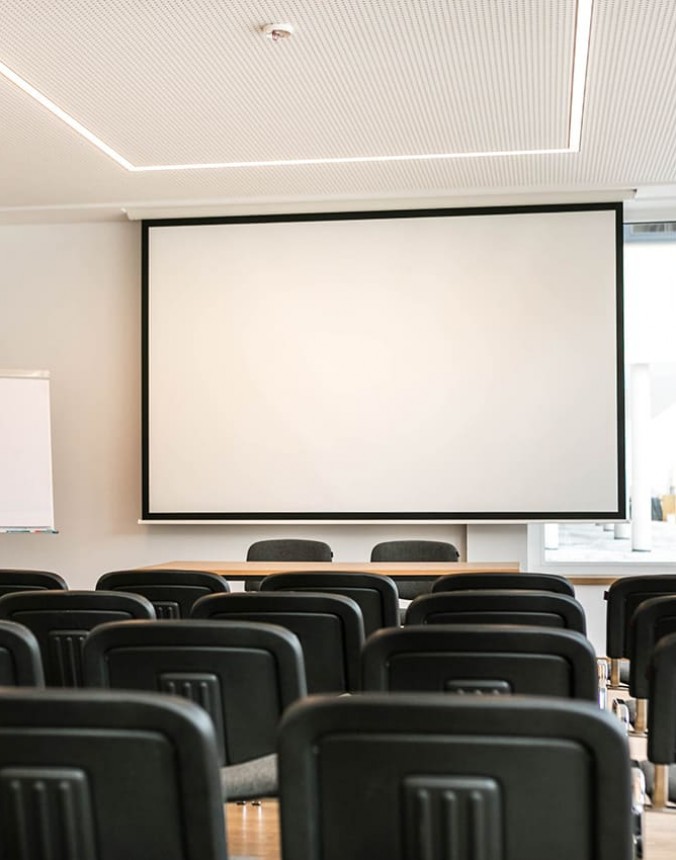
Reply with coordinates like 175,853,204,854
0,60,133,170
569,0,593,151
0,1,592,172
131,148,573,172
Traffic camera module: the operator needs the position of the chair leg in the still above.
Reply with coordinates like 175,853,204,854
610,658,622,688
634,699,648,734
652,764,670,809
597,658,609,709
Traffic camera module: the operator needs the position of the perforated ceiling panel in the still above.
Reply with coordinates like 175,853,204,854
0,1,675,213
1,0,574,165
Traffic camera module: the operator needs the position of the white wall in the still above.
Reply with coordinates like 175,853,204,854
0,220,612,653
0,221,467,587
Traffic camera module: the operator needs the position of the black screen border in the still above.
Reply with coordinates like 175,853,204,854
141,201,625,522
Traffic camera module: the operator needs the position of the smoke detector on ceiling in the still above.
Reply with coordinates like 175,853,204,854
262,23,294,42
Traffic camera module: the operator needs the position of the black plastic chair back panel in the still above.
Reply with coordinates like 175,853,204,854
97,570,231,619
647,633,676,764
628,595,676,697
191,592,364,693
279,694,632,860
605,575,676,659
288,586,381,635
199,610,345,693
0,570,67,597
318,739,584,858
259,572,399,635
362,626,598,701
83,619,306,766
0,591,155,687
0,620,44,686
0,688,228,860
369,541,459,599
246,539,333,561
432,572,574,596
405,590,587,634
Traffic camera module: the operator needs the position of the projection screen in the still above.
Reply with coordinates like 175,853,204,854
143,203,624,521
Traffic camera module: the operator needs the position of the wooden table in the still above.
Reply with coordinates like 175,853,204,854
226,799,676,860
145,560,520,583
143,561,625,588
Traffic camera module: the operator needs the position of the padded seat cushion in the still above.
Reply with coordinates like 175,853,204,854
221,753,278,800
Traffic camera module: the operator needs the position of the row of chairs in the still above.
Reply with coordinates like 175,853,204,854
0,562,651,860
244,537,460,595
0,566,598,808
0,685,633,860
602,574,676,808
4,566,676,792
245,537,460,564
0,614,602,781
0,572,587,692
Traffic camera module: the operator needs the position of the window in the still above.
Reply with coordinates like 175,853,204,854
541,223,676,567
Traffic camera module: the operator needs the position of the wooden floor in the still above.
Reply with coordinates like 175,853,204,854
644,811,676,860
226,798,676,860
227,801,280,860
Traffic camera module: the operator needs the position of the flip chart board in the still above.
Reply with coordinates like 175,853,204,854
0,371,55,531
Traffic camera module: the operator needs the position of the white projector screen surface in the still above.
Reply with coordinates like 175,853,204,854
144,204,623,521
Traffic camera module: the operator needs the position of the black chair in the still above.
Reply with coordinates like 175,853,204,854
245,538,333,591
362,625,598,701
96,569,230,618
0,619,44,686
246,538,333,561
432,571,574,596
405,589,587,634
278,693,633,860
0,590,155,686
83,619,306,800
0,687,228,860
191,592,363,694
259,571,399,636
0,569,67,596
627,595,676,733
645,632,676,808
605,574,676,686
370,539,459,600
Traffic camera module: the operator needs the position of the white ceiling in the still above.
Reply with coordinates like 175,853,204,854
0,0,675,222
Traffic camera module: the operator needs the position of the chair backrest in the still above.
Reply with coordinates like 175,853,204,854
96,569,230,619
370,540,459,562
628,595,676,698
191,592,364,693
246,539,333,561
0,619,44,686
369,540,460,599
0,590,155,686
432,572,575,596
0,569,67,597
647,632,676,765
0,687,228,860
605,574,676,659
83,619,306,765
259,571,399,635
405,589,587,634
278,693,632,860
362,624,598,701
